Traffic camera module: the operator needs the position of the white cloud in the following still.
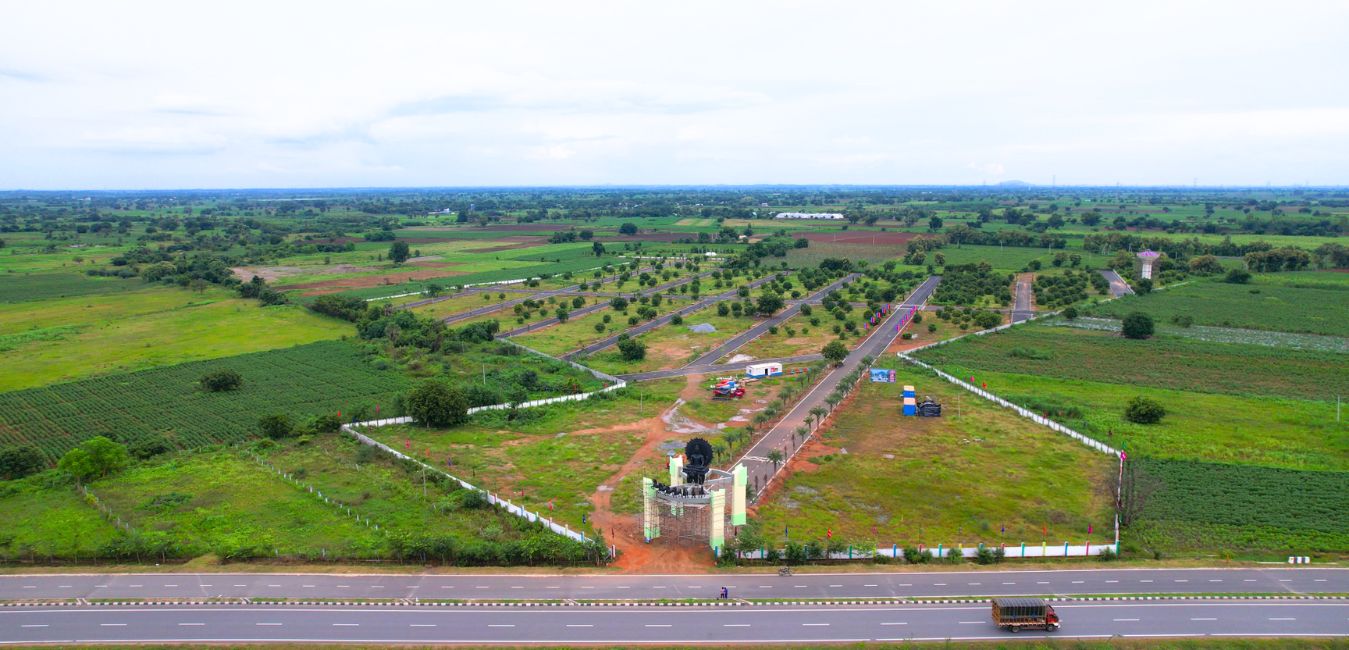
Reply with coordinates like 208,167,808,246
1,0,1347,187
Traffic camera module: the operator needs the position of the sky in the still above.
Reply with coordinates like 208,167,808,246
2,0,1347,189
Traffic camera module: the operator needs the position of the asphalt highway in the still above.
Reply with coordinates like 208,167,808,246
2,568,1343,602
2,600,1344,644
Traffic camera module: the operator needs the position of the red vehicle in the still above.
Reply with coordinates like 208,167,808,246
710,378,745,400
992,597,1060,632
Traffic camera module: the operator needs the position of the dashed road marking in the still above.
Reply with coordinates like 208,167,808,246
566,624,594,628
645,624,672,628
411,624,437,627
1114,618,1140,622
881,622,908,626
488,624,514,628
100,623,127,627
333,623,359,627
178,623,205,626
256,623,282,626
1269,617,1297,621
1191,618,1217,621
724,624,750,627
802,623,830,626
21,625,49,628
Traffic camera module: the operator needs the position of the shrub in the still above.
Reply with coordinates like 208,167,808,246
975,546,1005,565
1225,268,1252,284
311,413,344,433
57,436,129,482
821,340,848,365
1121,312,1154,339
0,446,46,480
199,369,243,392
129,435,173,460
1097,546,1118,562
902,546,930,564
1170,314,1194,328
617,335,647,361
671,314,684,326
259,414,295,439
1124,396,1166,424
1062,305,1079,320
407,380,469,428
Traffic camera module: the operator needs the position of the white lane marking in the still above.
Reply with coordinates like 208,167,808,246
795,585,808,588
1314,579,1328,582
1036,581,1050,585
724,624,751,627
488,624,514,628
163,584,178,587
1280,579,1292,582
411,624,437,627
200,584,212,587
1002,582,1016,585
616,586,630,589
864,584,879,587
1269,617,1297,621
267,584,281,588
688,585,702,589
1244,579,1258,582
1209,579,1222,583
129,584,142,588
333,623,359,626
934,583,947,586
829,584,843,588
759,585,773,589
899,583,912,587
338,585,350,589
546,586,560,590
566,624,594,628
646,624,672,628
1140,579,1154,583
1191,618,1217,621
21,625,49,628
652,586,666,589
100,623,127,627
438,586,451,589
1114,618,1140,622
1072,580,1085,584
475,586,489,589
881,622,908,626
59,585,72,588
95,585,107,588
1175,579,1189,583
21,586,35,589
802,623,830,626
256,623,282,626
1106,580,1119,584
967,582,981,586
371,585,384,589
178,622,205,626
510,586,523,589
303,585,315,588
580,586,594,590
958,621,983,624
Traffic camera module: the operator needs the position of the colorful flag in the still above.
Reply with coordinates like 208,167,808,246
1088,524,1094,534
826,528,833,539
404,439,411,450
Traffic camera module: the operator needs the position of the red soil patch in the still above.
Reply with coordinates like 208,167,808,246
281,268,465,296
801,231,924,246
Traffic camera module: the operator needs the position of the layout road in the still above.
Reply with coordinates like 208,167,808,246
1,569,1344,602
1011,272,1035,322
499,269,717,337
737,275,941,499
685,273,860,367
618,354,824,382
437,265,655,325
1100,268,1135,297
2,600,1344,644
563,273,781,360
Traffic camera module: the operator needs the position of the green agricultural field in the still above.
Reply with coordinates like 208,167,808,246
0,272,142,303
582,306,761,375
754,369,1117,549
91,449,386,560
1086,276,1349,337
0,285,350,391
1128,458,1349,557
0,472,124,562
0,340,413,463
365,379,683,534
915,325,1349,401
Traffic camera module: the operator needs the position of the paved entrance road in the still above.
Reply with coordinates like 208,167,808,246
1100,268,1135,297
1011,272,1035,322
737,275,941,499
1,600,1344,644
2,568,1343,602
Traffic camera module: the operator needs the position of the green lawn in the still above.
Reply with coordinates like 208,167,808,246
0,272,143,303
754,369,1117,549
0,285,350,391
0,472,124,562
1086,276,1349,337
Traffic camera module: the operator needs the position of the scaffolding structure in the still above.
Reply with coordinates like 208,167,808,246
643,444,747,553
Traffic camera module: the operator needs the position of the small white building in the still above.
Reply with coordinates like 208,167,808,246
746,362,783,378
774,212,845,220
1137,250,1160,280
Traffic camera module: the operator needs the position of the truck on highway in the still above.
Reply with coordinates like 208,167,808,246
992,597,1060,632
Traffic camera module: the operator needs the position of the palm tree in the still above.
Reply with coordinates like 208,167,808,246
767,450,784,469
809,406,828,429
794,426,809,445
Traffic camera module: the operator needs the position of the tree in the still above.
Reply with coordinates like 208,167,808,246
794,238,809,249
617,334,647,361
199,369,243,392
407,380,469,428
259,414,295,439
1224,268,1252,284
755,292,785,316
618,222,638,235
1062,305,1079,320
766,449,784,468
0,446,45,480
821,340,848,365
591,241,606,257
1121,312,1154,339
555,307,569,323
928,216,943,231
609,297,628,311
57,436,129,482
389,241,411,265
1124,396,1166,424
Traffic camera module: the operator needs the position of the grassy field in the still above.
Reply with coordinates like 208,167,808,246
92,448,385,559
408,290,534,320
582,306,760,374
512,298,687,356
754,368,1117,548
1086,276,1349,337
728,313,844,360
0,340,413,463
0,285,350,391
914,325,1349,401
1128,458,1349,557
0,272,143,303
0,473,124,562
365,380,684,535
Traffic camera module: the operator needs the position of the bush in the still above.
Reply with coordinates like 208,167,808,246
199,369,242,392
975,546,1005,565
1225,268,1252,284
129,435,172,460
1124,396,1166,424
407,380,469,428
617,335,647,361
902,546,930,564
1121,312,1154,339
259,414,295,439
57,436,130,482
1062,305,1079,320
311,413,344,433
671,314,684,326
0,446,46,480
1097,546,1118,562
